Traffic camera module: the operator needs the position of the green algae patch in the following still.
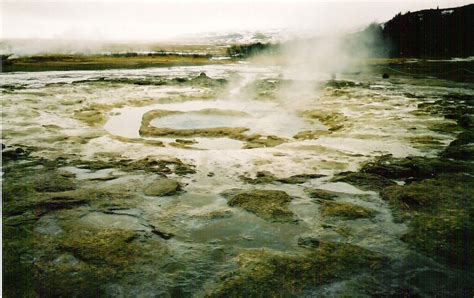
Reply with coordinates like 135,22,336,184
32,228,167,297
332,171,396,191
319,201,376,220
111,135,165,147
32,172,77,193
305,189,342,201
240,171,324,185
2,168,83,217
57,229,140,267
3,224,38,297
73,103,118,127
223,189,296,223
442,143,474,160
241,135,286,149
299,110,347,131
427,121,461,134
208,241,386,297
361,154,474,180
381,174,474,271
73,155,195,176
169,138,199,149
242,79,287,100
293,129,330,140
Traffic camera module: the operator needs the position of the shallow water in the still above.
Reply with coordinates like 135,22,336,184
2,63,472,296
150,113,245,130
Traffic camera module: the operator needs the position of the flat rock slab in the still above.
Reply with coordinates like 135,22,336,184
222,189,297,223
144,178,181,196
78,212,149,231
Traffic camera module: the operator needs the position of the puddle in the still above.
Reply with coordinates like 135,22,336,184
150,112,246,130
105,100,318,140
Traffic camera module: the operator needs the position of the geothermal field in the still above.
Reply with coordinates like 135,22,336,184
3,58,474,296
2,2,474,297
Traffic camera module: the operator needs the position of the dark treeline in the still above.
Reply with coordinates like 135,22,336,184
226,43,280,58
228,4,473,60
380,4,474,58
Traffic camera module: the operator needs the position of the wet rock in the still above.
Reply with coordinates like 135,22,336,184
240,171,324,185
293,129,330,140
428,121,461,133
3,168,90,216
2,147,28,161
172,77,187,83
34,215,63,236
382,73,390,79
458,114,474,129
170,138,198,149
77,189,137,212
408,135,444,146
297,236,321,248
331,171,395,191
27,221,168,298
33,172,77,193
150,225,174,239
239,171,275,184
305,189,341,200
35,195,89,212
206,209,233,219
244,79,287,100
381,174,474,271
78,212,147,231
241,135,286,149
278,173,325,184
325,80,358,88
175,138,197,145
74,156,195,176
112,135,165,147
209,241,387,297
449,130,474,146
441,143,474,160
299,110,347,131
319,201,376,220
3,212,40,226
73,107,105,126
144,178,181,196
405,269,455,297
190,73,227,87
223,189,296,223
58,228,140,267
190,207,233,220
361,155,474,180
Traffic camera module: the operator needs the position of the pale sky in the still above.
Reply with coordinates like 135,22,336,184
1,0,472,41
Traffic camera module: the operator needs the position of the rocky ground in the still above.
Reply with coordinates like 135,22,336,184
2,64,473,296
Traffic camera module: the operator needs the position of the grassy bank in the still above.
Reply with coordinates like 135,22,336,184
1,54,231,72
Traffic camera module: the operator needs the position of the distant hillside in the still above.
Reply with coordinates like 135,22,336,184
380,4,474,58
222,4,474,60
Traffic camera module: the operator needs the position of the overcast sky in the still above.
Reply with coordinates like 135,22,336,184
1,0,472,41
